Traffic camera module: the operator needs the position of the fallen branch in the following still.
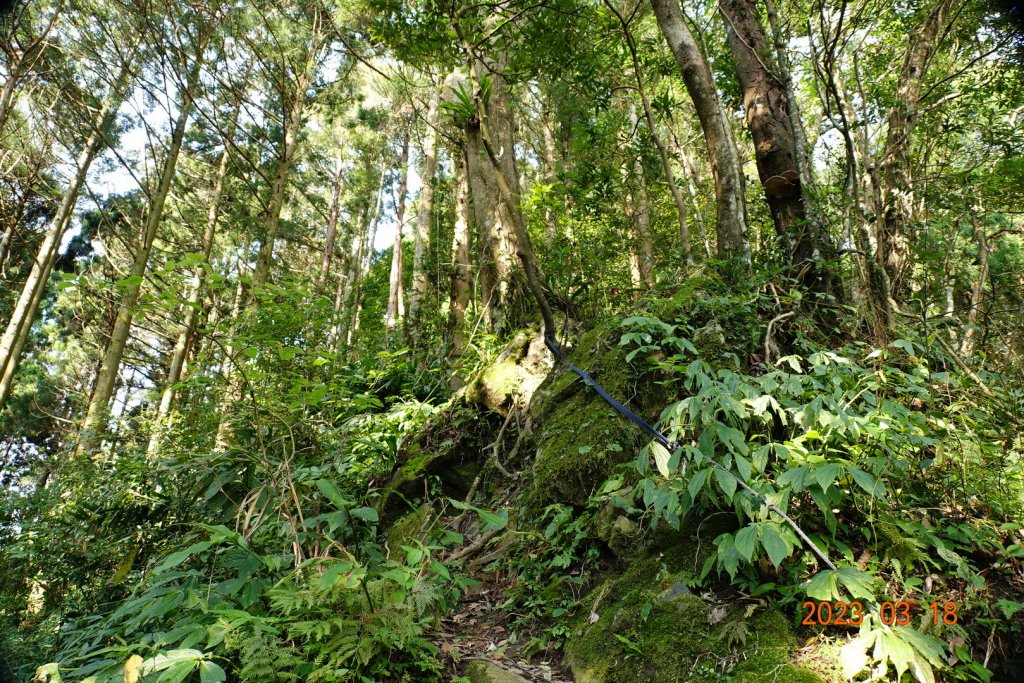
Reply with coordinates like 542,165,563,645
446,528,501,563
765,311,796,365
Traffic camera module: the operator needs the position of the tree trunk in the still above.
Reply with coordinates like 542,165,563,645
960,212,988,356
78,61,199,455
213,245,251,450
462,127,498,330
252,72,309,293
811,27,893,334
540,110,559,251
318,162,345,289
763,0,821,231
0,62,132,411
460,43,530,333
720,0,835,293
650,0,749,265
632,158,655,288
448,153,472,386
0,65,19,141
146,131,232,457
409,87,441,329
341,173,386,349
606,1,691,264
878,0,957,294
386,135,410,330
465,56,555,337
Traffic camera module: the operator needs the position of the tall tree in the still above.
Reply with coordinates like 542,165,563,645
0,59,134,411
720,0,837,293
408,85,442,329
650,0,750,265
385,133,409,330
146,107,238,457
877,0,958,293
78,50,204,454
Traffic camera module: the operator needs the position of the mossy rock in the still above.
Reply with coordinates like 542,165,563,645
377,401,494,528
564,551,822,683
644,268,761,371
528,324,674,508
463,660,529,683
465,330,550,414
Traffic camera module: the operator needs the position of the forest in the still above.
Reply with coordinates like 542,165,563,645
1,0,1023,680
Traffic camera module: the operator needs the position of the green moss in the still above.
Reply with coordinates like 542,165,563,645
464,660,529,683
465,359,527,412
385,503,434,556
532,396,636,507
649,267,727,323
564,549,822,683
377,401,489,527
529,325,654,507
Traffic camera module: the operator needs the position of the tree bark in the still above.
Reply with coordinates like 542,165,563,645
408,87,441,330
960,212,988,356
78,60,199,454
460,43,530,333
251,71,308,293
318,162,345,289
650,0,749,265
386,134,410,330
0,62,133,411
213,244,252,450
448,153,472,387
146,127,233,457
878,0,957,294
720,0,836,293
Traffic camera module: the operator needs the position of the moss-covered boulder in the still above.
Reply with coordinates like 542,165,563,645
465,330,550,414
565,555,822,683
378,331,551,528
645,267,761,371
528,325,670,508
385,503,434,557
463,660,530,683
377,400,493,527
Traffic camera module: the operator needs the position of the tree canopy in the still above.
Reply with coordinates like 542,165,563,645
1,0,1023,681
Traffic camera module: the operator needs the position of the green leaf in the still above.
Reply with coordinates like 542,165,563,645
878,632,915,680
155,542,212,573
896,627,946,667
142,650,204,674
116,275,144,288
839,633,874,679
714,422,749,455
759,524,791,568
199,662,226,683
805,569,838,600
734,525,758,562
651,441,672,478
478,507,508,532
835,566,876,599
34,664,62,683
157,661,197,683
734,454,752,481
350,507,378,523
315,479,350,509
847,466,886,499
891,339,915,355
321,561,357,588
687,468,710,499
714,467,737,501
813,463,841,491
